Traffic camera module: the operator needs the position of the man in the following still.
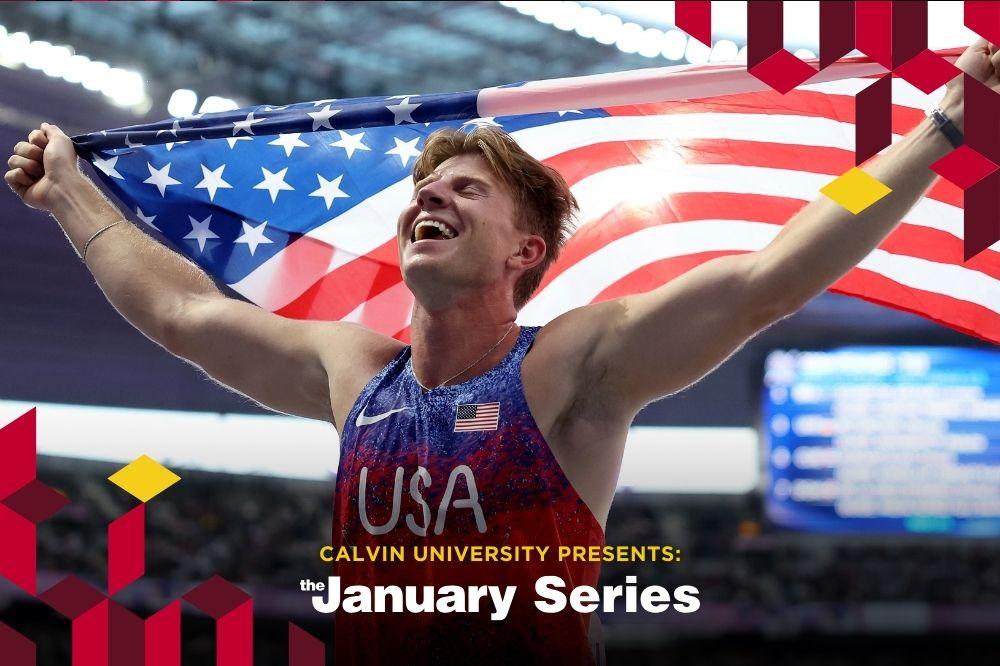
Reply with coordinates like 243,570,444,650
6,40,998,665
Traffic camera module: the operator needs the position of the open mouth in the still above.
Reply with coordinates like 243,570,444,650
411,218,459,242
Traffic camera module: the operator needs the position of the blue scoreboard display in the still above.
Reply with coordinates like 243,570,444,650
762,347,1000,537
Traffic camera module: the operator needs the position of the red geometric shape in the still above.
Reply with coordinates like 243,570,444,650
819,0,855,69
890,0,927,69
675,0,712,46
39,575,106,619
109,603,144,666
855,0,892,69
0,504,36,594
0,620,35,666
0,409,36,499
894,49,962,94
966,75,1000,163
183,575,251,620
965,1,1000,44
146,602,181,666
931,145,999,190
217,600,253,666
855,74,892,164
74,600,109,666
964,170,1000,261
746,0,782,68
2,479,69,524
749,50,818,94
108,503,145,595
289,623,325,666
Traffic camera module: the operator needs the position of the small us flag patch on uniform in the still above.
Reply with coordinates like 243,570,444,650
454,402,500,432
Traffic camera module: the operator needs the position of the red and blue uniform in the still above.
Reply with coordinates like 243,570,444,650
333,325,605,664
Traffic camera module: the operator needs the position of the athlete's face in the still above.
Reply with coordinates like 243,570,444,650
398,153,544,307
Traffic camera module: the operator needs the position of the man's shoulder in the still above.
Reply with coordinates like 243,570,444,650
529,300,624,366
524,300,630,427
319,322,405,429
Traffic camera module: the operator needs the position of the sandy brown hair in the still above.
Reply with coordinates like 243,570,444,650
411,126,578,308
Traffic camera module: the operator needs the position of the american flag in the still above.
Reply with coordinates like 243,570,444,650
454,403,501,433
72,48,999,345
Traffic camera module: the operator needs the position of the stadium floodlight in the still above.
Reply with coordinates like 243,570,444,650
573,6,603,38
199,95,240,113
638,28,665,59
592,12,623,46
41,45,74,78
1,31,32,68
532,1,563,25
0,29,149,115
62,54,91,84
80,59,110,92
614,21,645,55
23,39,52,70
685,36,712,65
103,68,145,108
552,2,582,31
710,39,739,63
167,88,199,117
660,29,688,61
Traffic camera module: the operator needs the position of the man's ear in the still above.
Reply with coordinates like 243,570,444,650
510,235,546,272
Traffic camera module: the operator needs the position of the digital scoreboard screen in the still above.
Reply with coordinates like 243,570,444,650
762,347,1000,537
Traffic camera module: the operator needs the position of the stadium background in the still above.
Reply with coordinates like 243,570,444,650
0,2,996,664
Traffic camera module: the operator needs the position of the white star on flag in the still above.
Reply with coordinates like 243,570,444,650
92,154,123,179
233,111,265,136
462,117,502,128
234,220,273,256
386,136,422,166
309,174,350,210
313,98,338,106
307,105,341,131
329,130,369,159
386,96,421,124
124,134,145,148
156,120,181,137
143,162,181,197
135,207,158,231
195,164,233,202
183,214,219,252
226,136,253,149
268,133,309,157
253,166,295,203
557,109,583,116
165,140,190,152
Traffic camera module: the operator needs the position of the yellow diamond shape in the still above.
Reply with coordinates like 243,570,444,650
820,167,892,214
108,455,180,502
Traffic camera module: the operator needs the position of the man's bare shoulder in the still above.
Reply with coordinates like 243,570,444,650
523,300,629,430
316,321,406,430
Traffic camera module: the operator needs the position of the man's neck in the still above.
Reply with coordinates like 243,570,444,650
409,298,519,389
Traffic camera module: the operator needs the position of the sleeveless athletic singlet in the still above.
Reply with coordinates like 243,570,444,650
332,325,606,665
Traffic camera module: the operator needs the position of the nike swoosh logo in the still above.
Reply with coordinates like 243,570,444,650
355,406,410,428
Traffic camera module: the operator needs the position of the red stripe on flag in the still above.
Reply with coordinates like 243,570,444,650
276,240,401,321
604,89,928,136
545,137,963,208
591,253,1000,344
538,194,999,296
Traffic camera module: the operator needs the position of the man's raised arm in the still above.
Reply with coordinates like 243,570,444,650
561,40,998,416
4,123,392,425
